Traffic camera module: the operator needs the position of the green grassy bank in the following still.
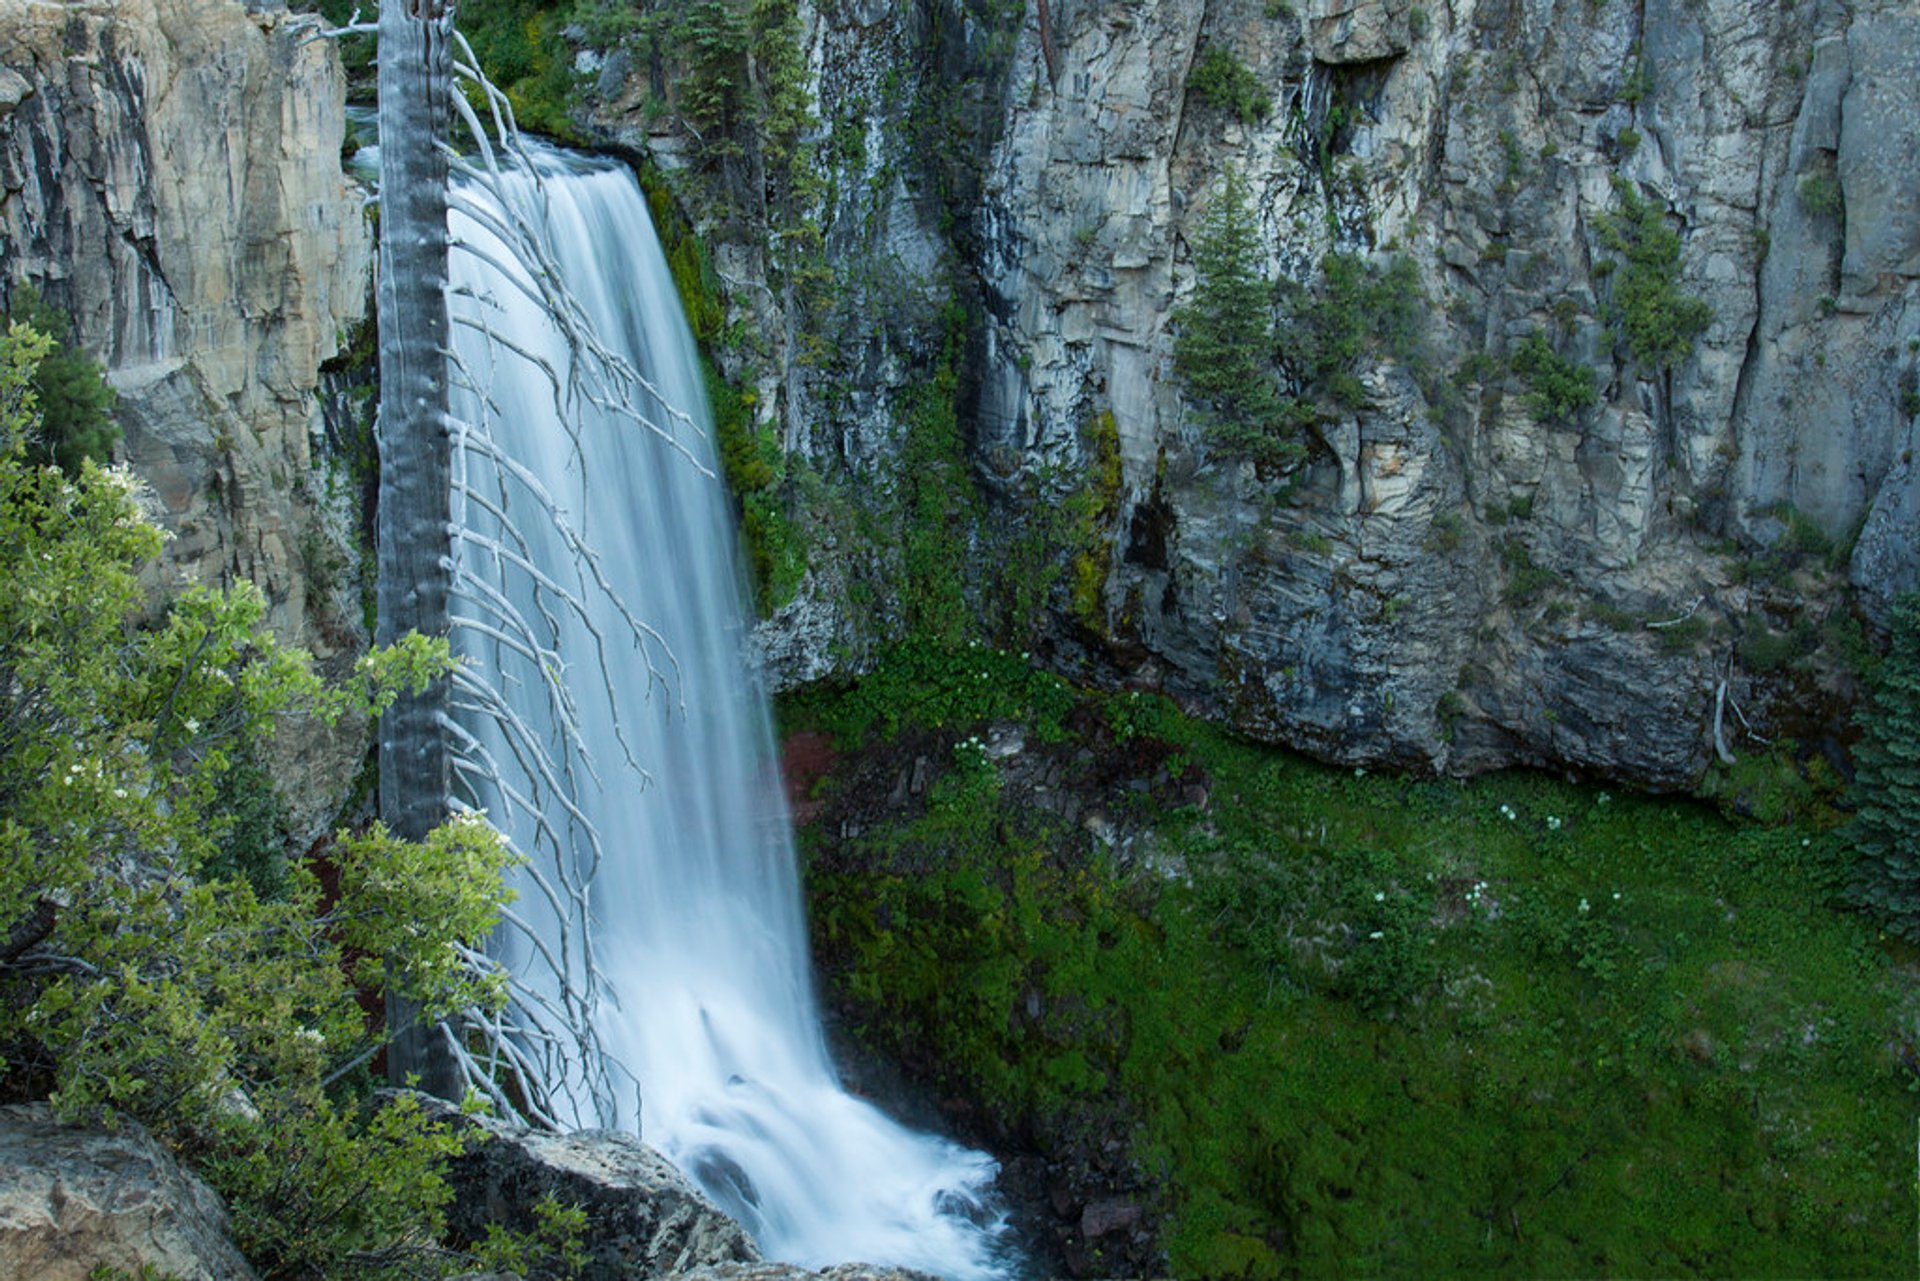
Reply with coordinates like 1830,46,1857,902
783,642,1918,1278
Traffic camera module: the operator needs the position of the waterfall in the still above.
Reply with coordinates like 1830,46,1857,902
440,141,1013,1279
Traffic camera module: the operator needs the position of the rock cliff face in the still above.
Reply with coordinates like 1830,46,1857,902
591,0,1918,788
0,0,372,829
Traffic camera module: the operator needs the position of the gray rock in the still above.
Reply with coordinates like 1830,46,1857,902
0,0,371,837
406,1094,762,1279
592,0,1920,784
0,1102,258,1281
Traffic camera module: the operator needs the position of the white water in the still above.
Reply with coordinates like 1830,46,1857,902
442,143,1013,1278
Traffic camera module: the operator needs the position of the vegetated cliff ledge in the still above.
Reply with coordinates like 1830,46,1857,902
581,0,1919,793
0,0,373,834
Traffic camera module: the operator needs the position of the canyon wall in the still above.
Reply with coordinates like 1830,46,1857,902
0,0,372,830
591,0,1919,788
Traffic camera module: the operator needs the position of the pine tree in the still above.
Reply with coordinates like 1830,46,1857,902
1847,594,1920,939
1173,168,1303,466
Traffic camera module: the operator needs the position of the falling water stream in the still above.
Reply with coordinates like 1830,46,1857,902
427,139,1012,1278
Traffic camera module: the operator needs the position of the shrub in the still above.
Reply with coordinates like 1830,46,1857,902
1189,46,1271,124
0,320,514,1276
1276,251,1427,408
1594,179,1714,370
1510,328,1597,424
1797,172,1844,219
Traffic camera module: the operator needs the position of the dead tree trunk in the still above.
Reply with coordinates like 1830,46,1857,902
376,0,461,1098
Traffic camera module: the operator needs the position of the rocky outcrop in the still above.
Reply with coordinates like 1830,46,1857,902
0,0,372,832
589,0,1918,788
410,1094,763,1278
0,1102,258,1281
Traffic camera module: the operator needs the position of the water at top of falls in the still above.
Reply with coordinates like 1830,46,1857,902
439,137,1016,1279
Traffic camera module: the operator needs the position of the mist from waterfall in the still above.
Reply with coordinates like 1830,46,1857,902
440,142,1013,1278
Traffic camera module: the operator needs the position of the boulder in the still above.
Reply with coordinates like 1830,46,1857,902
406,1094,762,1279
0,1102,257,1281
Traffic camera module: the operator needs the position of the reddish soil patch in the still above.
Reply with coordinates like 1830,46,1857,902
780,729,839,825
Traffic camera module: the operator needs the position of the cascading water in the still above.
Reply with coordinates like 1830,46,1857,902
438,140,1013,1279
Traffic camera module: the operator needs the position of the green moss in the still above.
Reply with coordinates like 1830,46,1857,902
636,163,813,613
799,651,1912,1278
1066,412,1122,634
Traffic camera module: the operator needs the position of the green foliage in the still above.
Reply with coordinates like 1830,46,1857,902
1846,594,1920,939
1594,180,1715,371
1422,510,1465,554
1498,536,1561,606
800,648,1912,1278
1797,172,1844,219
0,322,515,1277
1277,252,1427,408
456,0,582,139
1510,328,1598,424
4,287,118,474
783,636,1075,748
1189,46,1271,125
1174,170,1305,468
471,1192,589,1280
1068,412,1123,634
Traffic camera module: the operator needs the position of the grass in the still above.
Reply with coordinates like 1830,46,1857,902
787,649,1917,1278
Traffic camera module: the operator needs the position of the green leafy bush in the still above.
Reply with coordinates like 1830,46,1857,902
1276,251,1427,408
0,321,515,1277
1189,46,1271,124
1797,172,1844,219
3,287,117,474
1510,327,1597,424
1594,179,1714,370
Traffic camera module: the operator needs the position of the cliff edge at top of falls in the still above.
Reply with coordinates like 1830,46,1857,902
580,0,1920,792
0,0,372,835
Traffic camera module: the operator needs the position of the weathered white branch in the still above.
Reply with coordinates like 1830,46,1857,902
1646,595,1706,629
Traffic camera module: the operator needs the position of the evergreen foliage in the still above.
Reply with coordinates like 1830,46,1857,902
1594,179,1714,370
1189,46,1272,124
0,321,517,1276
1510,327,1598,424
3,286,118,474
1846,594,1920,938
1174,170,1305,466
1276,251,1425,409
